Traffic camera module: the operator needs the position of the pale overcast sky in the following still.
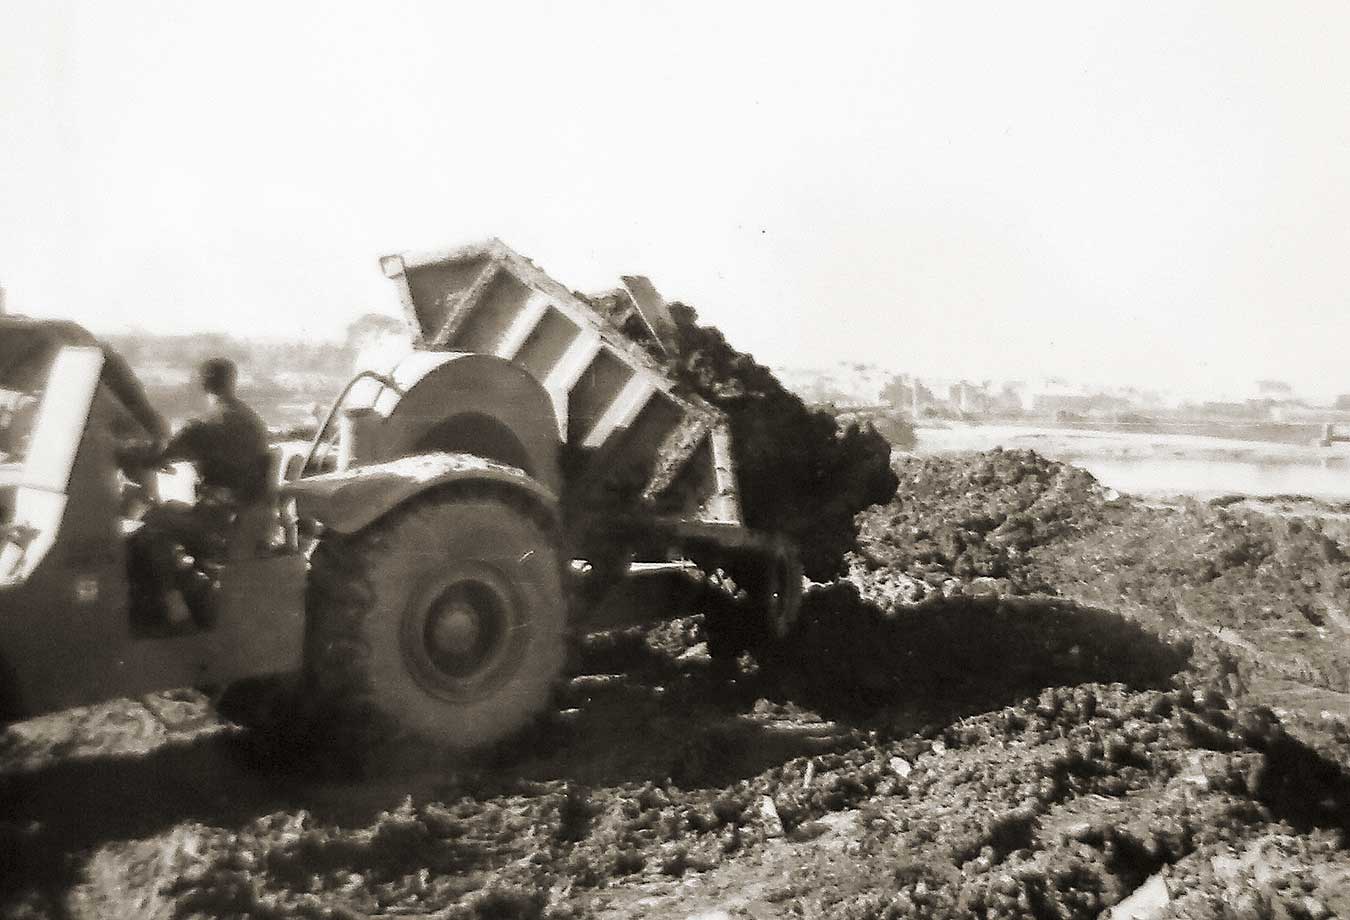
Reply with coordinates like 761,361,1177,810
2,2,1347,398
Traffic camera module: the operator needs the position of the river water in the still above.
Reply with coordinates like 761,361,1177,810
914,424,1350,501
1071,456,1350,501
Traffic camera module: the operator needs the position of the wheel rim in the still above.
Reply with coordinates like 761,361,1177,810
402,563,527,702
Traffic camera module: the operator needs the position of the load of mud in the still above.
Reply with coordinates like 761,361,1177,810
586,294,899,581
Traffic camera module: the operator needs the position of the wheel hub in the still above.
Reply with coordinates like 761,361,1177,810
428,598,484,658
403,567,525,701
422,582,507,680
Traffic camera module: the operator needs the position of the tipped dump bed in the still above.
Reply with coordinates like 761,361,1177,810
379,239,742,526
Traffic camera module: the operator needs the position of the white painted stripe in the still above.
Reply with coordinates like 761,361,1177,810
543,331,602,394
434,261,500,345
1,346,103,583
24,347,103,492
542,332,603,440
581,375,655,449
494,291,551,360
708,422,744,524
0,490,66,583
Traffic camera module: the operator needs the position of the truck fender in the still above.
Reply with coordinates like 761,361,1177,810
285,451,559,536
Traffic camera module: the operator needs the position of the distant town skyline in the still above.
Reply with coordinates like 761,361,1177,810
88,319,1350,410
773,359,1347,408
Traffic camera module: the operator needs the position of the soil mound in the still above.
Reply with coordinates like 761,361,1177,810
854,449,1350,699
854,448,1120,601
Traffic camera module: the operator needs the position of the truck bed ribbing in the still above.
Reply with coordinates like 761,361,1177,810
379,239,742,526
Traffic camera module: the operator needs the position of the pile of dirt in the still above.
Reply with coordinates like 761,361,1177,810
807,685,1350,920
849,450,1350,702
851,448,1122,604
1030,497,1350,696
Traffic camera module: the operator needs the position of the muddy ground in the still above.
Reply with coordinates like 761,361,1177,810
3,449,1350,919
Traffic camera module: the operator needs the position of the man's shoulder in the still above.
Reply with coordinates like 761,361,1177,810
222,399,269,439
188,401,263,436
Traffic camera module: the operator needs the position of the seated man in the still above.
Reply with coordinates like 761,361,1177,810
161,357,270,508
132,357,271,627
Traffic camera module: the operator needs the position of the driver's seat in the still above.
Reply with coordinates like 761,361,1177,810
225,449,285,560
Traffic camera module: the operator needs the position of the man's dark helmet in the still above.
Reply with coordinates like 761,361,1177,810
199,357,237,396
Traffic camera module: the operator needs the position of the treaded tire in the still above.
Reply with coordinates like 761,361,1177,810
303,487,565,759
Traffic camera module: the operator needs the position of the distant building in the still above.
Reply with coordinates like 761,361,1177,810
948,380,993,414
1033,393,1095,415
1255,380,1294,399
134,363,193,387
1200,400,1268,421
1032,391,1132,417
994,381,1030,413
882,374,945,418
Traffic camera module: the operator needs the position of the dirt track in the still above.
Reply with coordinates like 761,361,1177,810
3,450,1350,919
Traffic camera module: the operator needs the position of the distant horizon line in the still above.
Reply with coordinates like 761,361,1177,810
51,318,1343,407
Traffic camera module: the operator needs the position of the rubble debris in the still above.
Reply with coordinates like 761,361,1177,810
1105,873,1168,919
757,795,784,838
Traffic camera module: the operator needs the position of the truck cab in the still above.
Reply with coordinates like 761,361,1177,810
0,324,305,719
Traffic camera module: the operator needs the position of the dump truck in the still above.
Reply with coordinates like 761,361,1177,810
0,239,800,754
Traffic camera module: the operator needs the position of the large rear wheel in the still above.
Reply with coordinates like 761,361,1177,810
304,488,565,759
